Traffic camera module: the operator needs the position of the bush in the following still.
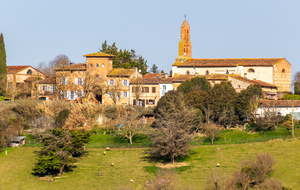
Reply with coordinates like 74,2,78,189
55,109,70,128
145,170,177,190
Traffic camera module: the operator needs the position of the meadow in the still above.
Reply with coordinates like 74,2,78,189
1,138,300,189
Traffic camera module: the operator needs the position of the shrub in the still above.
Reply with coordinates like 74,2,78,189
145,170,177,190
55,109,70,128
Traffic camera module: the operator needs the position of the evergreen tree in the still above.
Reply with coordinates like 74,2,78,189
150,64,159,73
99,41,148,75
0,33,6,75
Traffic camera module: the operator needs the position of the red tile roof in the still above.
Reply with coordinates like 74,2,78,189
229,75,277,88
36,77,56,84
260,100,300,107
83,52,115,57
143,73,167,78
7,66,31,74
130,77,174,84
55,63,86,71
107,68,134,77
173,58,285,67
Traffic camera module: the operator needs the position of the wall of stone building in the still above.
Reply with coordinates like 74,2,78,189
103,77,130,106
86,57,113,79
172,82,181,91
274,59,291,92
227,77,251,93
130,84,159,108
15,67,45,83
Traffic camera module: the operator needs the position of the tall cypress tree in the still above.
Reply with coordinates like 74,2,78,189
0,33,7,75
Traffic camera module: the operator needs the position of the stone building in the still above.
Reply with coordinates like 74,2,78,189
171,19,291,95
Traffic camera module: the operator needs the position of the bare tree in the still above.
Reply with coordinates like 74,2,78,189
131,77,144,105
117,108,144,144
37,54,71,78
203,124,221,145
107,78,123,105
248,95,260,123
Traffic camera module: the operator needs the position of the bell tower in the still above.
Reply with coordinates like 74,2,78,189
176,19,192,63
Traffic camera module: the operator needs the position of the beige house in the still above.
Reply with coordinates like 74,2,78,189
172,19,291,93
130,75,173,107
105,68,141,106
34,77,56,100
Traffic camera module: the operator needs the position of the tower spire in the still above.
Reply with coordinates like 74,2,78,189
175,19,192,63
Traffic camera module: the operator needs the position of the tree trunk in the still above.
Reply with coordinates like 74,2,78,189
171,155,175,164
129,136,132,144
211,138,214,145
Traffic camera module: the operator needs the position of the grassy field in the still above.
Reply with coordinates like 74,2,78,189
1,139,300,189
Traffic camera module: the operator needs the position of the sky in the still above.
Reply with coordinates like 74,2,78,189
1,0,300,80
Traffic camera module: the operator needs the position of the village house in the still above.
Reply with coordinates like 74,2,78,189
106,67,141,106
130,74,173,107
34,77,56,100
256,100,300,120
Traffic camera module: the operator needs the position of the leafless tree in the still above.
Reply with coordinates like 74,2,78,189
117,108,144,144
203,124,221,145
37,54,71,78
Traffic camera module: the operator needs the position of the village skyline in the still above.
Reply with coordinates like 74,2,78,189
1,0,300,82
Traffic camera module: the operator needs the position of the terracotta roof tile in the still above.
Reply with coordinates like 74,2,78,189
172,75,195,82
83,52,115,57
7,66,31,74
24,76,41,82
107,68,133,77
130,77,174,84
229,75,277,88
260,100,300,107
36,77,56,84
173,58,285,67
55,63,86,71
143,73,167,78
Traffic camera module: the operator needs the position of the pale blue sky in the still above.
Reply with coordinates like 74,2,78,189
1,0,299,82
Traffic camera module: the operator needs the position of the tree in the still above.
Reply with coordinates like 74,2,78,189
37,54,71,78
177,77,211,94
151,91,195,163
0,33,6,75
117,108,144,144
203,124,221,145
210,81,237,126
150,64,159,73
293,72,300,95
235,84,263,123
99,41,148,75
63,108,88,131
32,129,90,175
282,114,296,138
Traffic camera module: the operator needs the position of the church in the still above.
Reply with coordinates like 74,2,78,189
171,20,291,96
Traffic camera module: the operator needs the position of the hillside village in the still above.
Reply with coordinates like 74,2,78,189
3,20,298,118
1,19,300,189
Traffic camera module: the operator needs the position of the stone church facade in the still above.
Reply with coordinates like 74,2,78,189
172,20,291,93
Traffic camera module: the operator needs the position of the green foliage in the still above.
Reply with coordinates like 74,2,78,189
55,109,70,128
150,64,159,73
32,129,90,176
283,94,300,100
177,77,211,94
100,40,148,75
0,33,7,75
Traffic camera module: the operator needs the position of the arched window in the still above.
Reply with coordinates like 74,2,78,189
186,70,190,75
102,63,105,68
248,68,255,73
96,63,99,68
90,64,92,68
27,69,32,75
282,69,285,73
226,70,229,74
206,70,209,75
237,85,241,89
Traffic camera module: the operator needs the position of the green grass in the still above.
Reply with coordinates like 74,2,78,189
191,127,300,145
0,139,300,189
86,131,151,148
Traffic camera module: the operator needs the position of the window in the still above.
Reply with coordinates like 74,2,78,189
96,63,99,68
206,70,209,75
162,85,166,95
75,78,84,85
148,100,155,105
123,91,129,98
143,87,149,93
102,63,105,68
77,91,83,98
60,78,67,85
27,69,32,75
248,68,255,73
43,85,48,92
49,86,54,93
122,80,129,86
237,85,241,89
108,79,115,86
226,70,229,74
282,69,285,73
90,64,92,68
152,87,156,93
186,70,190,75
95,75,99,79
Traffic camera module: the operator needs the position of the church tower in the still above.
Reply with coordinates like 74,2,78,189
175,19,192,63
